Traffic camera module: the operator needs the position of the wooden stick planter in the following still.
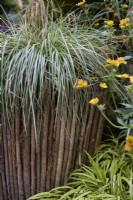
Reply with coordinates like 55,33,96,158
1,2,112,197
2,77,108,200
0,90,105,200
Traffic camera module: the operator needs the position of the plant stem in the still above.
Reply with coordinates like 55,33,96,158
99,109,124,129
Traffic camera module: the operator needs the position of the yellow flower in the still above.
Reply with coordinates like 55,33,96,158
105,20,114,26
117,57,127,65
76,0,86,6
124,143,132,152
94,23,100,27
129,76,133,83
89,97,99,105
99,83,108,88
75,79,88,89
106,57,127,67
122,35,128,39
119,18,130,29
121,4,128,9
124,136,133,152
119,35,128,40
126,136,133,146
116,74,129,78
106,58,119,67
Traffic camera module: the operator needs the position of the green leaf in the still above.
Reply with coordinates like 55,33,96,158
116,117,127,126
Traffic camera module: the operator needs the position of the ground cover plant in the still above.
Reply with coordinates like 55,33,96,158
28,135,133,200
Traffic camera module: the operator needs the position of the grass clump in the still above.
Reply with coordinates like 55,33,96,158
28,135,133,200
1,11,117,122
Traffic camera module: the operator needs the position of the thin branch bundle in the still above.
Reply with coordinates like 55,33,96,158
1,87,104,200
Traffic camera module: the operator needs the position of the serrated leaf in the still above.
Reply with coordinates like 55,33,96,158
117,117,126,126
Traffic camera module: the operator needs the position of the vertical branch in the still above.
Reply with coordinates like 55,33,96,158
22,106,31,199
71,115,82,170
61,110,72,185
40,84,50,191
0,173,3,200
88,108,100,155
31,110,36,195
78,104,89,164
46,104,55,191
1,158,7,200
39,0,46,29
51,115,61,188
64,103,78,183
7,128,15,200
82,104,95,163
55,111,66,187
94,113,105,151
3,127,11,200
15,99,24,200
1,122,8,200
0,185,2,200
36,107,41,193
62,93,73,184
11,119,18,200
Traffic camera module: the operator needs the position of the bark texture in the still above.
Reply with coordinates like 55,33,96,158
1,90,104,199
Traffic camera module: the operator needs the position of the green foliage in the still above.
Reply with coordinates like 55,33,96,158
1,11,117,125
97,102,133,137
115,103,133,135
28,135,133,200
80,0,133,139
1,0,16,7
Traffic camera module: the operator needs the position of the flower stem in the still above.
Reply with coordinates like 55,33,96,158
99,109,124,129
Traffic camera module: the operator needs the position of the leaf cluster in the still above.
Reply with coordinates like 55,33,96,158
28,135,133,200
1,13,117,122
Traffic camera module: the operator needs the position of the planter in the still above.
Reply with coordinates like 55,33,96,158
0,86,105,200
0,3,111,197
